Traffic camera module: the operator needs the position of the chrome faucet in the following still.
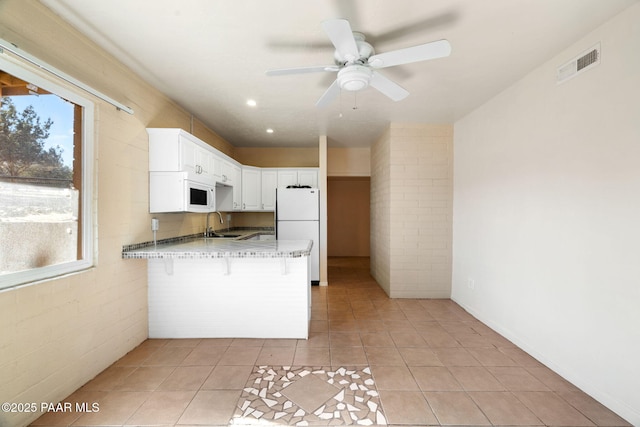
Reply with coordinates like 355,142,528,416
205,211,224,237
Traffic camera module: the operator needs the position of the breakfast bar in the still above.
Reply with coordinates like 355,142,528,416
123,234,312,339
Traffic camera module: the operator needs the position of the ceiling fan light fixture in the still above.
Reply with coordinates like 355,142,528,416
337,65,372,91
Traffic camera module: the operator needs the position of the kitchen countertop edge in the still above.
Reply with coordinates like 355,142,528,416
122,230,313,260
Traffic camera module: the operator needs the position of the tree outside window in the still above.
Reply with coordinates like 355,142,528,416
1,67,86,286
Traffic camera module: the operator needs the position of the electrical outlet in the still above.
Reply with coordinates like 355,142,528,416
151,218,159,231
467,278,475,290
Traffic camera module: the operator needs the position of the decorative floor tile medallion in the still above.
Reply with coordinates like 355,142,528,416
230,366,386,426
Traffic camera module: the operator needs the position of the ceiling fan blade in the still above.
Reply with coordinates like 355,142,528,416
265,65,339,76
315,79,341,108
369,71,409,101
368,39,451,69
321,19,359,62
367,11,458,45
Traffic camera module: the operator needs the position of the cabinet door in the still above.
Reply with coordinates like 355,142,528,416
180,137,214,184
241,167,261,210
148,129,181,171
232,164,242,210
221,160,235,185
277,169,297,188
297,169,318,188
196,146,213,180
261,170,278,211
179,137,198,175
211,154,222,182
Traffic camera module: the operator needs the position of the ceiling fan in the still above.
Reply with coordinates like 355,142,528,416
265,19,452,108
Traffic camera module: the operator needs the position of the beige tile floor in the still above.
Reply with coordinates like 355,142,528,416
31,257,631,426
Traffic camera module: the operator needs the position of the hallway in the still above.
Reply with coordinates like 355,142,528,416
30,257,630,426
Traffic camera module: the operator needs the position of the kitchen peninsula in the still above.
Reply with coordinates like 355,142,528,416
123,232,312,339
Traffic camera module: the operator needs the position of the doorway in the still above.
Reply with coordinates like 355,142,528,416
327,176,370,256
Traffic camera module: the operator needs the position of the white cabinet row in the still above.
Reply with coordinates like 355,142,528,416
240,167,319,211
148,128,234,187
148,128,318,212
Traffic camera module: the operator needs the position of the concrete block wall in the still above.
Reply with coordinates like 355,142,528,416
371,123,453,298
370,127,391,295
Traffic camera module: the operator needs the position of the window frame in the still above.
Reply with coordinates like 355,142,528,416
0,54,95,291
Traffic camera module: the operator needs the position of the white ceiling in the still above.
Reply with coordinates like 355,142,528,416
42,0,636,148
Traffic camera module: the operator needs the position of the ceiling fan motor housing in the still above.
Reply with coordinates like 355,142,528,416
334,32,374,65
337,65,373,91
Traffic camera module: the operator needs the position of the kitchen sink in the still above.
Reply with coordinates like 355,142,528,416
205,234,241,239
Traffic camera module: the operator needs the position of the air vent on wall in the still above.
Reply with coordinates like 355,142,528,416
557,43,600,84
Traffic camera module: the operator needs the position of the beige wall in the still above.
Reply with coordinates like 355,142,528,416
232,211,275,229
327,147,370,177
234,147,319,167
452,4,640,423
370,123,453,298
0,2,230,426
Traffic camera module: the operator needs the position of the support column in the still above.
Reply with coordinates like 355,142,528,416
319,135,328,286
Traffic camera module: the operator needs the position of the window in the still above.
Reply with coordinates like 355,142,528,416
0,54,94,290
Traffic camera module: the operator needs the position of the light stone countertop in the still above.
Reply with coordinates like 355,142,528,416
122,232,312,259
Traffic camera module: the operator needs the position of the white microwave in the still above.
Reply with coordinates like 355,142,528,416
150,172,215,213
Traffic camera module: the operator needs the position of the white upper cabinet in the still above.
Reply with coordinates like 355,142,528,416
277,168,318,188
276,169,297,188
231,163,242,210
220,160,235,185
261,169,278,211
149,128,215,185
241,166,261,211
181,138,213,183
297,169,319,187
148,129,319,213
211,155,222,183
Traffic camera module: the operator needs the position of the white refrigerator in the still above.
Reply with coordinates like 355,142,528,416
276,188,320,285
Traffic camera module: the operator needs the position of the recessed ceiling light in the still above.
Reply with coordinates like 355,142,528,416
246,99,257,107
266,128,274,134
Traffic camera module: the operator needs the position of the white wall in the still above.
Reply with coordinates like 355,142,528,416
452,3,640,424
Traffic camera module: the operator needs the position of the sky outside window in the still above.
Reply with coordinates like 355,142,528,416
8,93,74,168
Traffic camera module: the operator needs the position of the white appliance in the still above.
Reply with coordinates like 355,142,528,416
149,171,215,213
276,188,320,285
